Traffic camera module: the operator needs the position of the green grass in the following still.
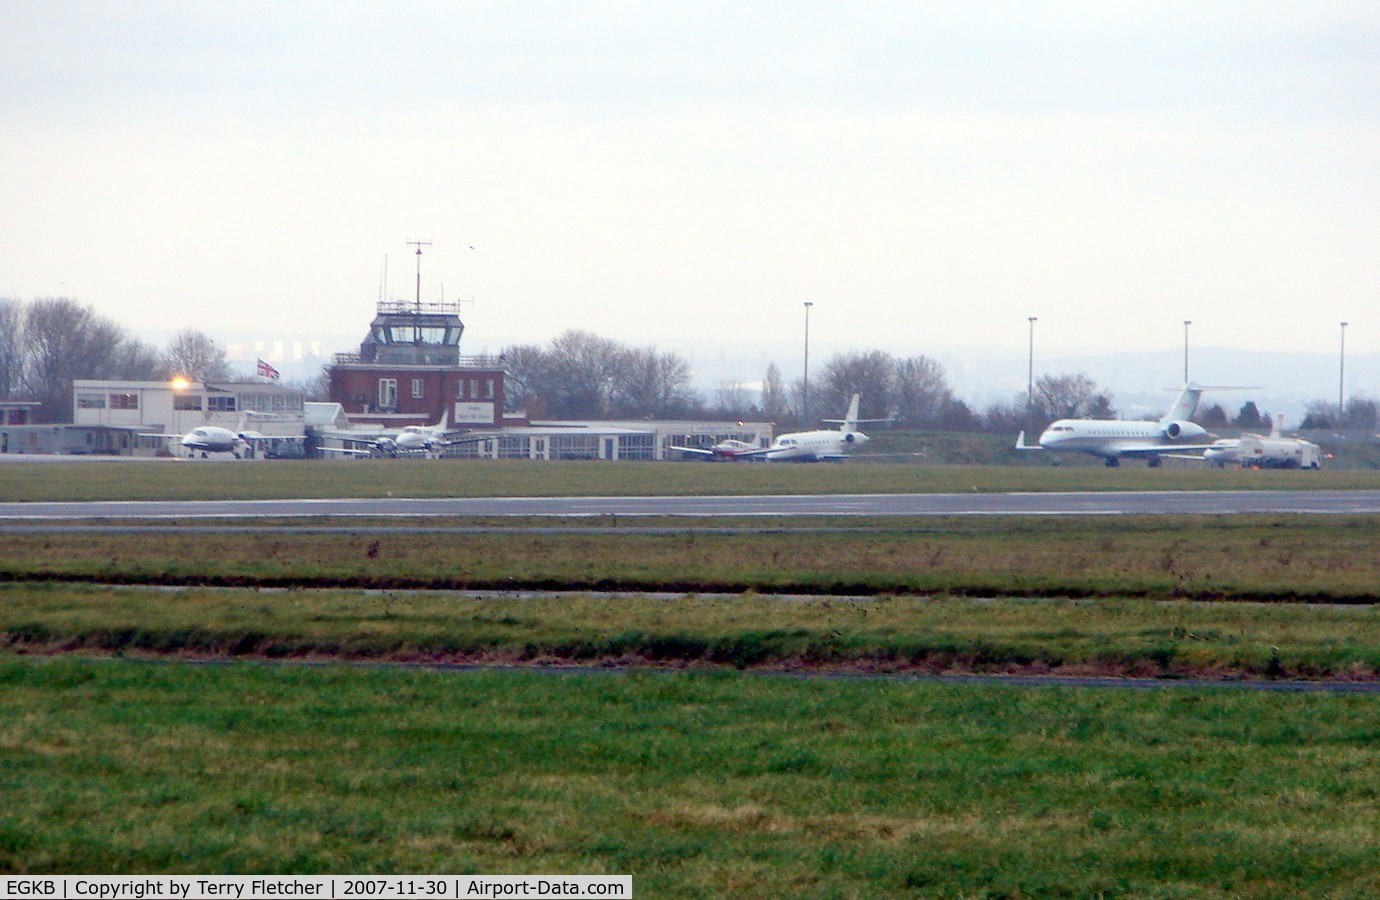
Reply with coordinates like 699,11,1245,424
2,459,1379,502
5,515,1380,602
3,583,1378,679
1,657,1377,896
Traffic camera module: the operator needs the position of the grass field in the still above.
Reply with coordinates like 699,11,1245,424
3,459,1378,890
4,514,1379,603
3,657,1378,896
4,583,1377,679
3,458,1379,502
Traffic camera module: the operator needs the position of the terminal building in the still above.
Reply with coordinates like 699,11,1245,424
69,379,308,458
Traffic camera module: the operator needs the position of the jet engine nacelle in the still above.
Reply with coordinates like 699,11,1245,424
1163,421,1205,441
843,432,857,443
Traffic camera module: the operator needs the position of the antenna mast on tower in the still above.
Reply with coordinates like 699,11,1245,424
407,239,432,313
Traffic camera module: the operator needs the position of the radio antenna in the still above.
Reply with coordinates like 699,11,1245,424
407,239,431,312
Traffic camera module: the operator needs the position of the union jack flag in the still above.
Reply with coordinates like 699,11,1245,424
256,359,280,381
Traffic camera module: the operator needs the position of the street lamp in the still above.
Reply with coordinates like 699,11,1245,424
1340,321,1348,423
1183,320,1192,384
802,302,814,428
1027,317,1037,414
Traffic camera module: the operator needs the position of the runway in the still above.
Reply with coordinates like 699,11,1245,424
3,489,1380,519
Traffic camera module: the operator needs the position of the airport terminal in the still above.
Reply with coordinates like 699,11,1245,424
3,296,772,460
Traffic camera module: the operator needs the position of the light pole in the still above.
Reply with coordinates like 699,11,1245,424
1340,321,1348,423
802,302,814,428
1027,317,1037,415
1183,320,1192,384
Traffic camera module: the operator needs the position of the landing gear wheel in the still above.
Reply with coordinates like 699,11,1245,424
1104,457,1120,467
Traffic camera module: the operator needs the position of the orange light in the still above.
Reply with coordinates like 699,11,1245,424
170,377,190,391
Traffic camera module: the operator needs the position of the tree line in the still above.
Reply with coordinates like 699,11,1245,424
1,297,231,423
6,296,1371,433
500,329,1118,432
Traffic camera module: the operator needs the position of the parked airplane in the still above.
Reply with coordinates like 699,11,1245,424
176,425,248,458
669,438,766,461
1015,384,1225,467
141,421,256,458
1199,415,1323,469
723,394,883,462
318,411,490,458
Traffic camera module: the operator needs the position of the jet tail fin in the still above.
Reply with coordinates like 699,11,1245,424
1162,384,1205,423
1161,384,1257,424
1015,430,1041,451
842,393,860,431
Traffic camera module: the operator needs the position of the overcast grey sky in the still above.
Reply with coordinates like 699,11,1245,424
3,1,1377,368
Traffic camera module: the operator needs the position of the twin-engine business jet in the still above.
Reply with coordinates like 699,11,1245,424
1016,384,1223,467
740,394,882,462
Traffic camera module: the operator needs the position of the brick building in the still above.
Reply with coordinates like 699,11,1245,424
327,299,516,428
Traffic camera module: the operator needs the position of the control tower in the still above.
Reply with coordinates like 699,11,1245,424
327,242,507,427
356,298,465,366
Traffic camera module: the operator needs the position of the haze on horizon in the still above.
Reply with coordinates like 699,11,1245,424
3,2,1378,371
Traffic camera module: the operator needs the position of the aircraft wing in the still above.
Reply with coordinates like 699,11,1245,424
317,446,374,456
437,433,495,446
1014,431,1041,451
1114,443,1223,457
726,447,778,459
668,445,719,458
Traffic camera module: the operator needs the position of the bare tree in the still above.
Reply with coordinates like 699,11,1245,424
283,366,332,402
0,299,22,400
610,346,695,418
1031,373,1114,422
111,337,164,381
500,331,699,420
819,350,896,421
712,380,751,418
541,330,623,418
892,355,955,427
497,343,547,414
761,362,787,421
163,329,230,382
1301,395,1378,430
1345,397,1379,431
22,297,127,422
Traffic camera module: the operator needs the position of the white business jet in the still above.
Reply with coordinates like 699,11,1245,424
729,394,882,462
1015,384,1224,467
